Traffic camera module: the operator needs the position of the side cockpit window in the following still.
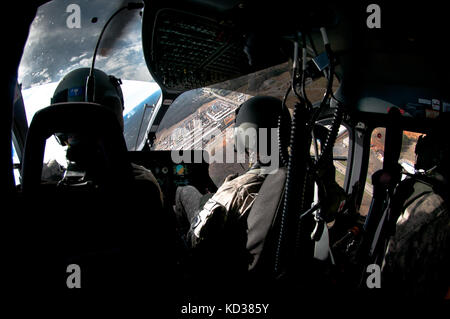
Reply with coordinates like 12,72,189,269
359,128,422,216
12,142,21,186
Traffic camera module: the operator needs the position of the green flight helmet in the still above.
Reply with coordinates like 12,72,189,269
51,67,124,130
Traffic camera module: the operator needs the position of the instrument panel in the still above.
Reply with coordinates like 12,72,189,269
128,150,217,204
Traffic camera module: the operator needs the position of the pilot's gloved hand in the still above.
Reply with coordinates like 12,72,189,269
131,163,164,205
42,159,65,182
188,198,227,248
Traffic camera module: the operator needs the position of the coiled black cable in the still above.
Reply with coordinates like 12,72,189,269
278,115,289,168
274,27,345,275
274,99,309,275
316,102,344,169
278,82,293,168
274,33,313,275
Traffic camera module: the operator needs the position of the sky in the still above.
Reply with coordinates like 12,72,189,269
18,0,153,89
21,80,159,124
21,80,159,166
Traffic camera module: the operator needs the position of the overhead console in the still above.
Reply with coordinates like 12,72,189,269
142,1,450,125
142,0,340,95
142,6,291,94
148,8,251,92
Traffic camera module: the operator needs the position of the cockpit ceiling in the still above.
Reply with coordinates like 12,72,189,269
142,0,450,119
151,9,251,91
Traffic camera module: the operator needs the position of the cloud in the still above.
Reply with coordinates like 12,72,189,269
96,41,152,81
18,0,154,89
69,52,88,62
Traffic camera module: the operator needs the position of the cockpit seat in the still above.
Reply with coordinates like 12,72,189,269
19,102,176,292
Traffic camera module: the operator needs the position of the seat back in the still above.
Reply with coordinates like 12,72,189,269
246,167,287,275
18,102,177,292
21,102,133,193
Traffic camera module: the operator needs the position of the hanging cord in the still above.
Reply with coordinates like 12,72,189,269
293,32,315,258
274,99,309,276
274,27,345,275
308,28,335,130
278,115,289,168
274,39,299,275
278,84,292,168
308,27,346,172
278,32,311,168
274,34,310,275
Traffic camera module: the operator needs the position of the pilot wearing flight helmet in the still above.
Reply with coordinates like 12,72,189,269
174,95,291,248
50,67,164,205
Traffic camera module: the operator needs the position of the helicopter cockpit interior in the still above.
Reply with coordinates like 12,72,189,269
4,0,449,312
